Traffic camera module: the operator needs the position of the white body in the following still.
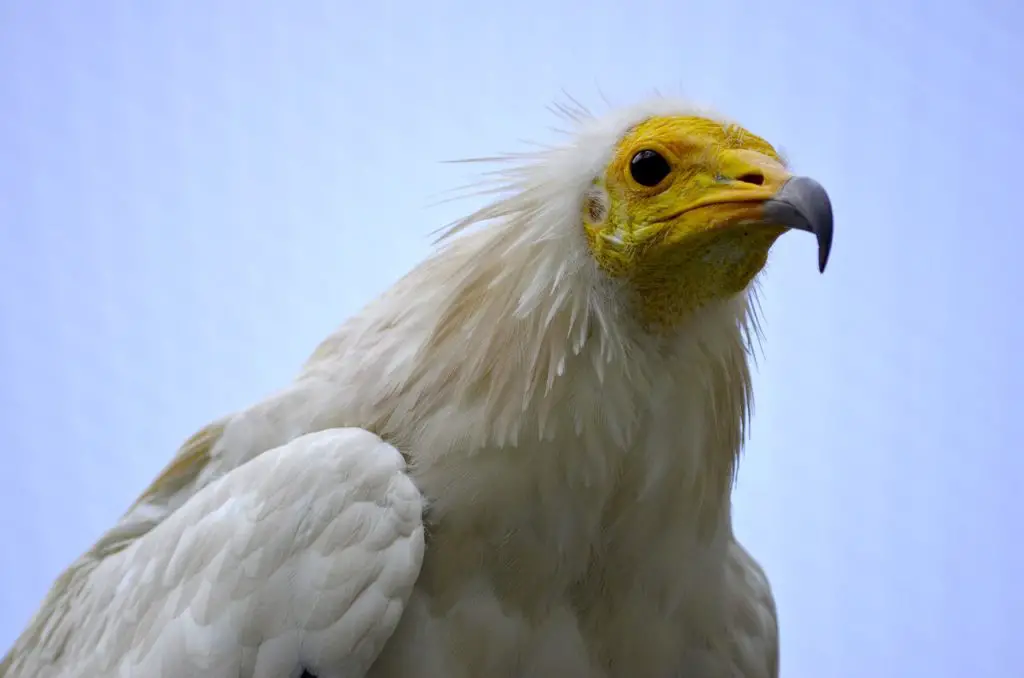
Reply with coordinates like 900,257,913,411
2,99,779,678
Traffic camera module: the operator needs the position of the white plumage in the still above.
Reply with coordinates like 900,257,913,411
6,429,424,678
1,97,831,678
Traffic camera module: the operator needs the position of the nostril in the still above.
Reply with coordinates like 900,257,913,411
736,172,765,186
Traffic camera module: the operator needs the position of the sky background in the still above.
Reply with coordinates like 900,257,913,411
0,1,1021,676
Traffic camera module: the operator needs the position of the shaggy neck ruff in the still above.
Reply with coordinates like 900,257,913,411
300,184,760,613
299,101,762,538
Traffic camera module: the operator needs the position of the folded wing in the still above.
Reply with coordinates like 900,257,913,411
4,428,424,678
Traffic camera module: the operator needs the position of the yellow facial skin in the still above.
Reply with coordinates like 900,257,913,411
583,116,796,330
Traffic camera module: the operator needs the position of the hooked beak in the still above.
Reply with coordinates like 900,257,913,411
762,176,834,273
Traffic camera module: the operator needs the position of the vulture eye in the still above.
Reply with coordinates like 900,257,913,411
629,149,671,187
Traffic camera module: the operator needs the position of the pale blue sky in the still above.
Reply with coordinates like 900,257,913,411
1,1,1021,676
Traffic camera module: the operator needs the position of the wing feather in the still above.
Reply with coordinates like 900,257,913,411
3,428,424,678
726,540,780,678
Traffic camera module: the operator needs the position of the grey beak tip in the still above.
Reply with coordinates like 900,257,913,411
764,176,834,274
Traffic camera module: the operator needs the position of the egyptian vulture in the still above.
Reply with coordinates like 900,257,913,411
1,97,833,678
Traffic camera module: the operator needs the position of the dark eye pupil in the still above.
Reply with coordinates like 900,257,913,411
629,149,671,187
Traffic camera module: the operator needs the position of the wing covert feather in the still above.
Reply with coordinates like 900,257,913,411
726,541,779,678
8,428,425,678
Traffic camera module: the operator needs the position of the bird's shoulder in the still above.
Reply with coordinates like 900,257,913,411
3,427,425,678
723,539,779,678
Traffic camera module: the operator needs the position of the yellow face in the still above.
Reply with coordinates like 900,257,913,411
582,115,804,329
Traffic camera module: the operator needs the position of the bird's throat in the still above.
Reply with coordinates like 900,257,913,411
628,227,782,331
